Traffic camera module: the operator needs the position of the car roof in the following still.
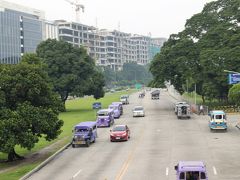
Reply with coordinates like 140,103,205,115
112,102,123,105
177,104,190,107
210,110,225,115
114,125,126,128
121,95,128,97
178,161,206,171
109,104,117,107
134,106,143,108
97,109,112,113
175,101,187,104
75,121,96,128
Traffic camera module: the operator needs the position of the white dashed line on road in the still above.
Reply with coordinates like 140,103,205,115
213,166,217,175
166,167,169,176
72,169,82,179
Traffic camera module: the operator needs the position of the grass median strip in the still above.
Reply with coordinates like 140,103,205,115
0,90,136,179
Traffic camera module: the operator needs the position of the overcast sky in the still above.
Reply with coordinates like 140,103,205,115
7,0,215,38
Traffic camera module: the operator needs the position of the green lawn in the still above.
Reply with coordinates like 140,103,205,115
0,90,136,179
183,92,203,104
0,162,40,180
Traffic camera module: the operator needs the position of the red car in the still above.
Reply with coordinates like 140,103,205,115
110,125,130,142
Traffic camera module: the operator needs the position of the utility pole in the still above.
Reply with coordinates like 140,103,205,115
194,83,197,105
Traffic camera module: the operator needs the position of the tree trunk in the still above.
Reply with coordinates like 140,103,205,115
202,95,205,104
7,148,24,162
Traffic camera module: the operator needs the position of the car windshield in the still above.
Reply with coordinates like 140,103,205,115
75,128,88,133
98,111,108,116
109,106,117,110
134,107,143,111
113,126,126,131
215,114,225,119
185,171,201,180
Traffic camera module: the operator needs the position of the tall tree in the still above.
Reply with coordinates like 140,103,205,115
36,39,104,105
228,84,240,105
150,0,240,102
0,54,63,161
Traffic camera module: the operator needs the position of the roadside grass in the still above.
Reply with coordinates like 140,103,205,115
0,90,136,178
0,162,40,180
183,92,203,104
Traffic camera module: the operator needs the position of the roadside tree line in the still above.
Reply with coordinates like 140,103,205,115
103,62,153,88
0,39,105,161
150,0,240,103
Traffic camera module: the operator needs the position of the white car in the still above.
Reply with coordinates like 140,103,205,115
132,106,145,117
174,101,187,114
120,95,129,104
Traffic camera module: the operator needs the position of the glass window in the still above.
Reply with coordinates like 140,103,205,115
215,115,222,119
179,172,185,179
74,38,79,43
60,29,73,35
113,126,126,131
200,172,206,179
61,36,73,42
74,31,78,36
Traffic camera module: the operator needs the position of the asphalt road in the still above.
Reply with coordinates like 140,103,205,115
27,90,240,180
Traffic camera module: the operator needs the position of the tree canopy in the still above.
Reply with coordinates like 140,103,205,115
103,62,153,87
228,84,240,105
150,0,240,102
36,39,105,104
0,54,63,161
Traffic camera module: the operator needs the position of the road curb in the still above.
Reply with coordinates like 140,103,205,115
20,142,71,180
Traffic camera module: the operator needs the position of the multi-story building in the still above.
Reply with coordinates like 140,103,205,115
43,21,59,40
131,35,151,65
0,0,44,64
148,37,167,60
0,1,166,68
57,21,165,70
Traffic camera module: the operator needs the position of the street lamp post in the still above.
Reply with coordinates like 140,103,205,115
194,83,197,105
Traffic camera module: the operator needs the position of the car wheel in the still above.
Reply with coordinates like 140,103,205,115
86,140,90,147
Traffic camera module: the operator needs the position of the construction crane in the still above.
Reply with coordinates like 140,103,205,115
65,0,84,23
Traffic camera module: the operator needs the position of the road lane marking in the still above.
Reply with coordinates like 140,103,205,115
213,166,217,175
115,128,145,180
72,169,82,179
166,167,169,176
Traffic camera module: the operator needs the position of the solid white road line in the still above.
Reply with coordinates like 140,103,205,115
72,169,82,179
213,166,217,175
166,167,169,176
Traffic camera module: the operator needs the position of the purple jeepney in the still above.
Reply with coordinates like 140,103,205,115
96,109,114,127
175,161,208,180
112,102,123,115
108,104,121,118
72,121,97,147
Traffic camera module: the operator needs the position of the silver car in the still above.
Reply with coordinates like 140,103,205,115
132,106,145,117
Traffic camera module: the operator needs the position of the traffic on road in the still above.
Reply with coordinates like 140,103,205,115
27,89,240,180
